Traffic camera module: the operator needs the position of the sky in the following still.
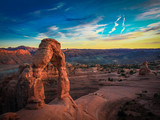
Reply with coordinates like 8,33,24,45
0,0,160,49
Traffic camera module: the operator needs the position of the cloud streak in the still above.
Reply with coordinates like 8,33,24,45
65,7,71,12
48,26,59,31
33,16,107,41
101,21,160,42
137,7,160,20
62,16,107,40
47,2,65,11
121,17,125,33
31,2,65,15
34,33,48,40
109,16,121,34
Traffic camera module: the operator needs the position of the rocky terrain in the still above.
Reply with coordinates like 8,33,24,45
1,60,160,120
1,46,38,55
0,39,160,120
0,49,32,65
64,49,160,64
1,46,160,65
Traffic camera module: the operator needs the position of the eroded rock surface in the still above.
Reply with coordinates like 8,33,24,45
0,49,32,65
0,112,20,120
139,61,151,75
19,38,77,109
0,38,77,115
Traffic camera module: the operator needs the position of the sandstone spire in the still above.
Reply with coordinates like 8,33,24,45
139,61,151,75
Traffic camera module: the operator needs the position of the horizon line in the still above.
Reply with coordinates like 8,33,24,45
0,45,160,50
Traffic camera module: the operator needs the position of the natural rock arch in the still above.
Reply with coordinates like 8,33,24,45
19,38,77,109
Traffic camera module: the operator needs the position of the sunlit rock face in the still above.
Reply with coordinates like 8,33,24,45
0,38,77,113
139,61,151,75
0,49,32,65
20,38,77,109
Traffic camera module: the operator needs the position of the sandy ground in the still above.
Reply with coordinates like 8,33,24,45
75,72,160,120
16,71,160,120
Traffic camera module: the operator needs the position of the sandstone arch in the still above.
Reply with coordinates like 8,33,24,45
19,38,77,109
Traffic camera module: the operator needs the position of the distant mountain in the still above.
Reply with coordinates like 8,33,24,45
0,49,32,65
63,49,160,64
0,46,160,65
1,46,38,55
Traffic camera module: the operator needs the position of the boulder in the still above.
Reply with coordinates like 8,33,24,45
139,61,151,75
0,112,20,120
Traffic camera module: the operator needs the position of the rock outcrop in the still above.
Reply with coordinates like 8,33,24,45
0,49,32,65
0,38,77,114
3,46,38,55
25,38,77,109
139,61,151,75
0,112,20,120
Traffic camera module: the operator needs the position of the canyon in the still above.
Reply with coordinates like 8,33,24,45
0,39,160,120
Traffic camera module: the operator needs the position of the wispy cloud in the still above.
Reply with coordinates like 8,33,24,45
121,17,125,33
33,17,160,45
140,21,160,33
123,0,160,10
109,16,121,34
144,41,160,45
62,16,107,40
146,21,160,28
143,0,160,7
65,7,71,12
101,21,160,42
137,7,160,20
48,26,58,31
34,33,48,40
47,2,65,11
57,32,66,38
31,2,65,15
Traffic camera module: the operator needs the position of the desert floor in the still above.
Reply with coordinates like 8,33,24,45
16,71,160,120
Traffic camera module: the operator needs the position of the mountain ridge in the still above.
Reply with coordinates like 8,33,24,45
0,49,32,65
0,46,160,65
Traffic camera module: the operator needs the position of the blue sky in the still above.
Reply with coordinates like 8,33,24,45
0,0,160,48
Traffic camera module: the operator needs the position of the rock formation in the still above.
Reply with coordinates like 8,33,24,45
139,61,151,75
0,38,77,115
3,45,38,55
0,112,20,120
25,38,77,109
0,49,32,65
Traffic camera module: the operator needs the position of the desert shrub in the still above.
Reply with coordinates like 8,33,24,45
121,73,126,76
118,79,122,82
117,109,126,117
90,65,96,67
125,101,130,105
147,112,154,116
154,93,160,98
121,69,125,72
99,79,105,81
142,90,147,93
129,70,134,75
136,93,143,98
117,71,120,74
108,78,113,81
